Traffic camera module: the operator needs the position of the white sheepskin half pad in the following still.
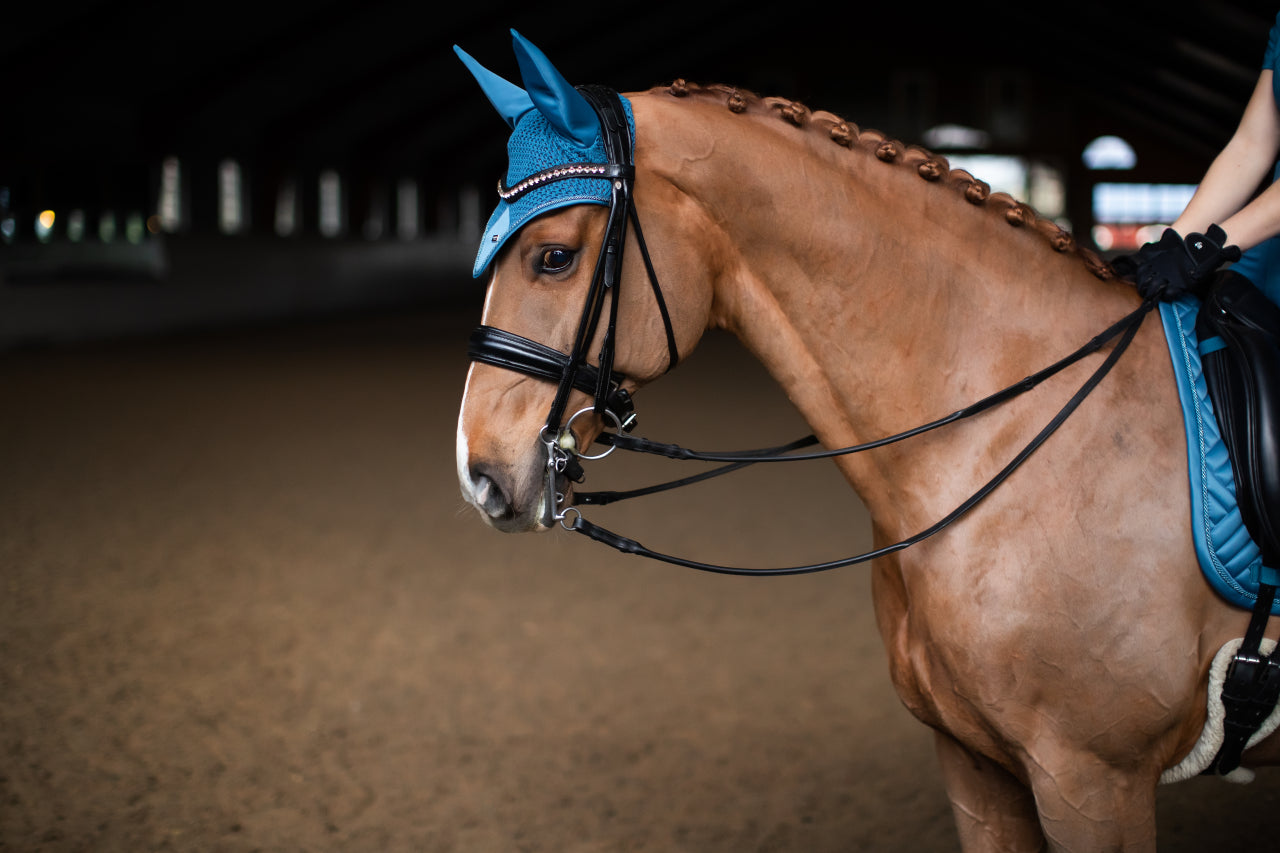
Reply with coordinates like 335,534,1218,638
1161,637,1280,785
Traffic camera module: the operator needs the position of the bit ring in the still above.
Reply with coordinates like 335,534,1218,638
563,407,622,461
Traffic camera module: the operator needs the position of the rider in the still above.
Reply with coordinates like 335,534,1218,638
1119,15,1280,780
1116,11,1280,303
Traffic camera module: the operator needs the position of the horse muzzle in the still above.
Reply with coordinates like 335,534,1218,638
457,427,563,533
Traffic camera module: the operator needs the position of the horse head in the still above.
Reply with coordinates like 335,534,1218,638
454,32,713,531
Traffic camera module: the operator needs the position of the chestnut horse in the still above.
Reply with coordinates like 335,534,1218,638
454,35,1278,851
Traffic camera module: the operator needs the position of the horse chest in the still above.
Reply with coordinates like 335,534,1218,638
871,556,1063,765
871,563,968,734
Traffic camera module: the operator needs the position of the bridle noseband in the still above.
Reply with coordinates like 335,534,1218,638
467,86,1156,573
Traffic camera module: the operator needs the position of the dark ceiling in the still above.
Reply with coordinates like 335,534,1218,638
4,0,1277,233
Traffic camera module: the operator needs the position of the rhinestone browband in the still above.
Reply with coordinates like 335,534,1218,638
496,163,633,201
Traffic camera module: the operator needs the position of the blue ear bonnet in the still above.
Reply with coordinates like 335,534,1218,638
456,32,636,278
474,100,635,277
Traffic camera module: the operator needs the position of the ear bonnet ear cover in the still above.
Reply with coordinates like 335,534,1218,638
455,30,636,278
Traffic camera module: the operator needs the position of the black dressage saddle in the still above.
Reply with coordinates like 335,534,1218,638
1194,269,1280,774
1196,270,1280,566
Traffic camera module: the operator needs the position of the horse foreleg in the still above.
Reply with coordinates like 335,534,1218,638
1022,754,1158,853
935,731,1047,852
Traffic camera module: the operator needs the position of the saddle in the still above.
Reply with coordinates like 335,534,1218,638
1197,270,1280,564
1194,269,1280,775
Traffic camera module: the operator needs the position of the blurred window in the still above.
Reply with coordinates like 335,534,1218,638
219,159,246,234
397,179,419,241
1091,182,1197,251
1083,136,1137,170
0,186,13,243
67,209,86,242
1093,182,1196,223
275,179,299,237
159,157,182,232
99,211,117,243
126,212,145,244
319,170,344,238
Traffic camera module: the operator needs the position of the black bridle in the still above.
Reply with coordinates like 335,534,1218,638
469,87,679,431
467,86,679,526
467,85,1156,574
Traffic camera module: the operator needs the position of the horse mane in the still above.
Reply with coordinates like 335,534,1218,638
657,79,1116,281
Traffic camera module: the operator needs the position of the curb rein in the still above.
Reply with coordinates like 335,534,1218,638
467,85,1157,576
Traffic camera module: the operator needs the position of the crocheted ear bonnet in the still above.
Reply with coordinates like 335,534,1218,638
455,30,636,278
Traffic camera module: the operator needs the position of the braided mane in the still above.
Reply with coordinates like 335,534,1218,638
659,79,1115,281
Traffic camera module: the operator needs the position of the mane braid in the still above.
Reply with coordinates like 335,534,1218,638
662,79,1115,281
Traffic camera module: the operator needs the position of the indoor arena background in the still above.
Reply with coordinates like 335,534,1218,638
5,304,1280,851
6,3,1280,850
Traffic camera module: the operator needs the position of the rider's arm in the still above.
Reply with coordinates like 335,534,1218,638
1174,70,1280,252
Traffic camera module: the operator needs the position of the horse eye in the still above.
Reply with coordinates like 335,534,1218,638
538,247,576,274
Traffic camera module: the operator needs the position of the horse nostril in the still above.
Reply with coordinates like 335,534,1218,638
470,468,513,520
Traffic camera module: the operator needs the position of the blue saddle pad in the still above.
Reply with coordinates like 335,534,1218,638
1160,297,1280,613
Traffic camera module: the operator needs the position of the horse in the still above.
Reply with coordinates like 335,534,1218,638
453,33,1279,851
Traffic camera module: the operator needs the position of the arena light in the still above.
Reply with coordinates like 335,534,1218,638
35,210,55,242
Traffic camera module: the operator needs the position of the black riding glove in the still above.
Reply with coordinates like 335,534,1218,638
1112,224,1241,301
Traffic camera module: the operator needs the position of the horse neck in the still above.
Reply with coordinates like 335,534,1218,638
634,87,1138,518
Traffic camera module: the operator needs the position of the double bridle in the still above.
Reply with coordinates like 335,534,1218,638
467,86,1156,575
468,86,678,518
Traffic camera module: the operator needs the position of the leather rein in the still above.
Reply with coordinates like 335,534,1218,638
467,86,1157,575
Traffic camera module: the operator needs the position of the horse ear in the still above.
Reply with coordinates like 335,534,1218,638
454,44,535,129
509,29,599,148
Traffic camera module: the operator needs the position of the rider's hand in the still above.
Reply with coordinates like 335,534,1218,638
1111,224,1241,300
